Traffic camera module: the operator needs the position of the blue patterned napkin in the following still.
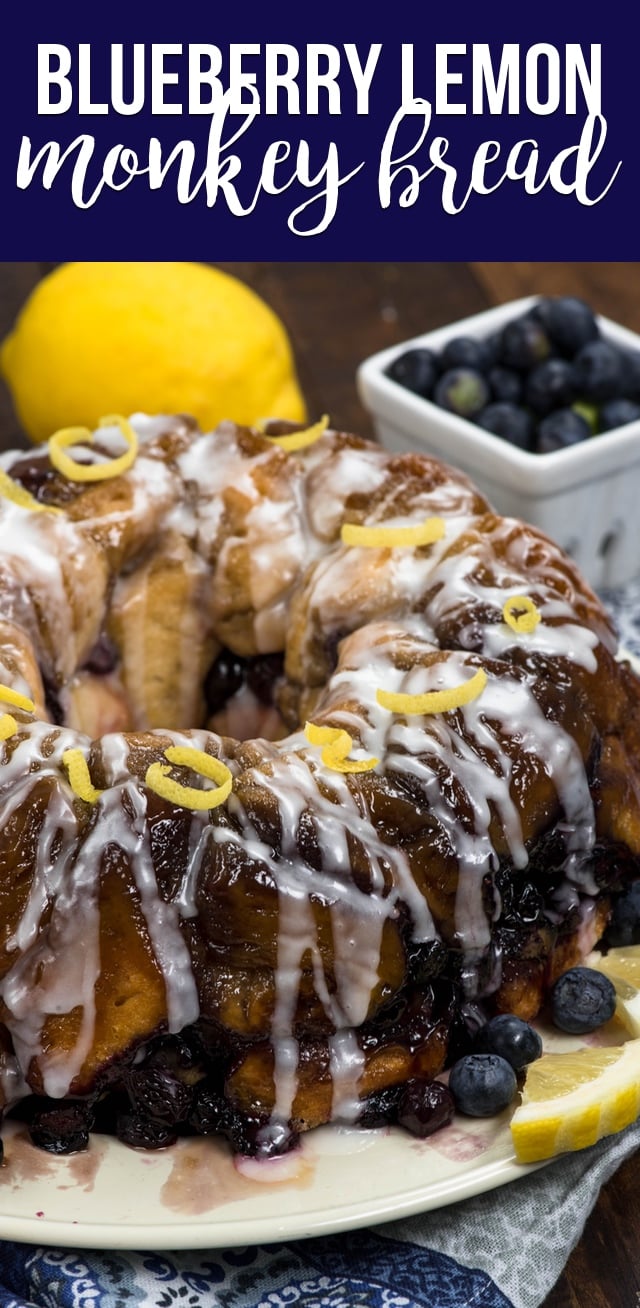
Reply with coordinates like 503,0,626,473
0,586,638,1308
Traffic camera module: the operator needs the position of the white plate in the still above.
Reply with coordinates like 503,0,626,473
0,653,636,1250
0,1107,539,1250
2,1013,625,1249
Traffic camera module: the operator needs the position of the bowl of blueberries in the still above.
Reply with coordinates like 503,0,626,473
357,294,640,588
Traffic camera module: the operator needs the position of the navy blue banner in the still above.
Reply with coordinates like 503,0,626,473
0,0,635,258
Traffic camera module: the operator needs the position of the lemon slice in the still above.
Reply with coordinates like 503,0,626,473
510,1039,640,1163
591,946,640,1037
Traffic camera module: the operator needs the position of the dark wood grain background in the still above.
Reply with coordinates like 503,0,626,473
0,261,638,1306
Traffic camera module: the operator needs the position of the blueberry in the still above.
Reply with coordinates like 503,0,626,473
551,966,616,1034
573,340,626,402
189,1081,231,1135
605,881,640,947
475,1014,542,1071
599,398,640,432
228,1113,298,1158
434,367,490,418
397,1079,455,1137
83,633,119,676
621,350,640,398
357,1084,403,1129
500,317,551,371
449,1054,517,1117
482,332,503,368
440,336,491,372
532,296,599,355
525,359,576,415
146,1030,205,1072
406,939,448,985
571,400,599,434
487,365,523,405
125,1067,192,1125
117,1111,177,1150
29,1101,93,1154
387,347,438,398
536,408,591,453
475,402,535,451
7,451,77,506
247,653,284,705
204,648,246,715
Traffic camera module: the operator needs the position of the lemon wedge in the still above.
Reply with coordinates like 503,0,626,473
510,1039,640,1163
591,946,640,1037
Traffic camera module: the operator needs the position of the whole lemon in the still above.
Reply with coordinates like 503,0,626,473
0,262,306,443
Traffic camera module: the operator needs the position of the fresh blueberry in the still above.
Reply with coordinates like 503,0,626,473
475,1014,543,1071
621,349,640,398
434,367,490,417
525,358,576,415
387,347,439,398
573,340,626,402
475,402,535,451
499,317,552,371
551,966,616,1034
487,365,523,405
397,1080,455,1138
536,408,591,453
440,336,491,372
532,296,599,355
599,398,640,432
482,332,503,369
605,881,640,947
571,401,598,434
449,1054,517,1117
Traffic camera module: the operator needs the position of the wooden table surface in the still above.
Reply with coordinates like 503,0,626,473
0,261,639,1306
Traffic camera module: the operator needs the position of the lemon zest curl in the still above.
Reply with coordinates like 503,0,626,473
0,684,35,714
48,414,138,483
341,516,445,550
503,595,541,634
0,469,61,515
0,683,35,746
145,746,233,810
264,415,329,452
0,715,17,742
304,721,378,774
376,667,487,716
62,749,104,804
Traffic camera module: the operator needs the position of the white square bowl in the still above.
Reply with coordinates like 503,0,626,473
357,295,640,589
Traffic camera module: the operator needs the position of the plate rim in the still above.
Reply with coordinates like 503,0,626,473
0,1130,543,1250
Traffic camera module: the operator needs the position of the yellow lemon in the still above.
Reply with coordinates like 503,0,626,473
591,945,640,1037
0,262,306,443
510,1038,640,1163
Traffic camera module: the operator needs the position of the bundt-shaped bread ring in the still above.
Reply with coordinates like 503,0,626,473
0,413,638,1151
